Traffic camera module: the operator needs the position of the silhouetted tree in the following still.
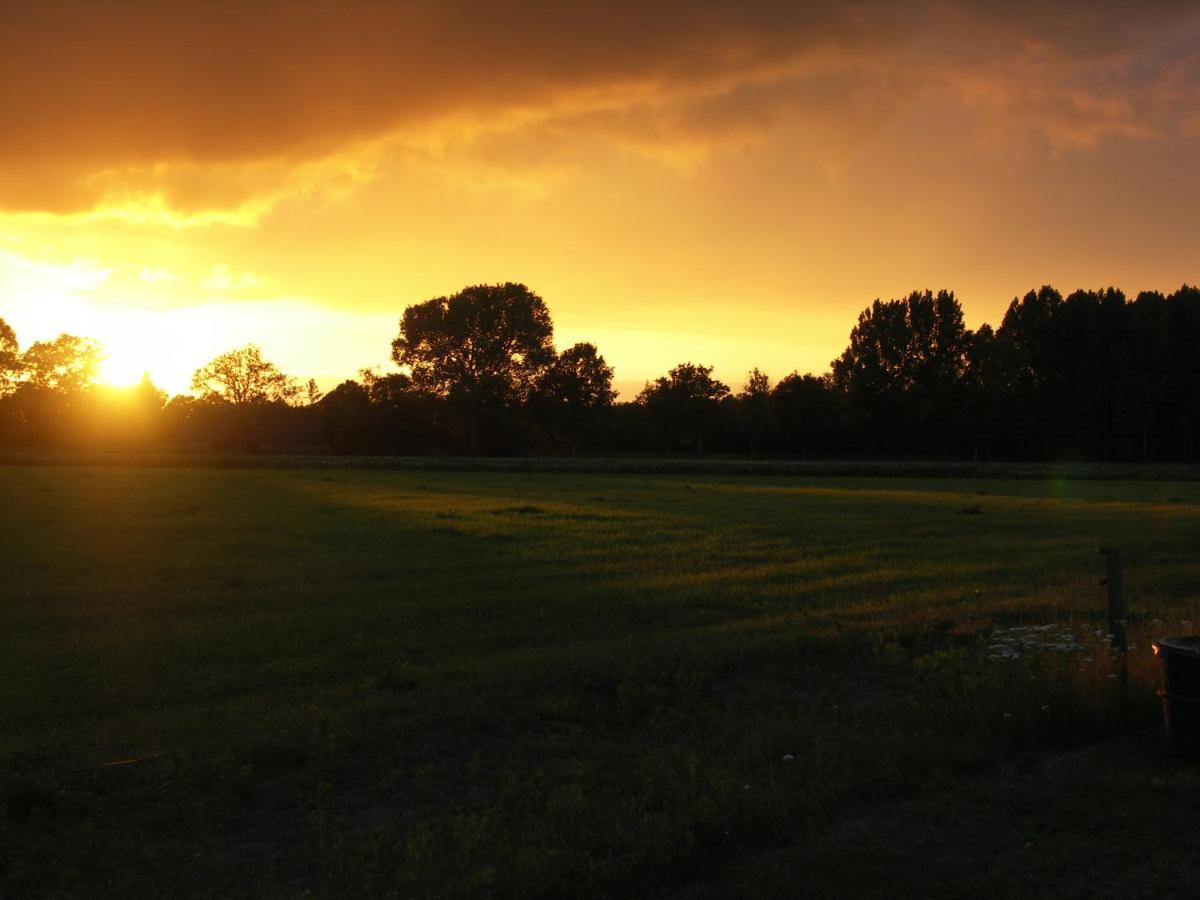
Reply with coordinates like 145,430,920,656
0,334,104,445
995,285,1135,459
359,369,447,453
0,317,19,397
904,290,970,454
361,369,415,405
772,372,839,458
539,343,616,409
533,342,616,450
191,344,299,406
960,324,1015,460
831,290,969,454
318,380,374,453
303,378,323,406
996,285,1062,457
1118,291,1169,460
392,283,556,452
1058,287,1127,460
738,368,773,455
637,362,730,453
20,334,102,393
832,296,908,452
1164,285,1200,459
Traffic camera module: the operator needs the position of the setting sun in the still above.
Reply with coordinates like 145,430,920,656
94,318,176,389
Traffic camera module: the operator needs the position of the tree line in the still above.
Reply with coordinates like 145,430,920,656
2,281,1199,461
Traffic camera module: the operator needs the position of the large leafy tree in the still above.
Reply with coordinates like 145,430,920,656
191,344,299,405
391,282,556,451
533,342,616,451
0,332,101,446
537,342,616,410
20,334,102,393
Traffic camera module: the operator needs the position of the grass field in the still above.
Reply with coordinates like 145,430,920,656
4,464,1200,896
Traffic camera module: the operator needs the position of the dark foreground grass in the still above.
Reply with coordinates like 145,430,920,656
3,465,1200,896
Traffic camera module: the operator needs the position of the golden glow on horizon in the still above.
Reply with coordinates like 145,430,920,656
5,295,405,399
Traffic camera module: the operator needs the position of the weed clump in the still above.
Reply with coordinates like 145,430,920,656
912,620,1161,752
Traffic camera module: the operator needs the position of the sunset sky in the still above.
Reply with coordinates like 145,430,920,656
3,1,1200,397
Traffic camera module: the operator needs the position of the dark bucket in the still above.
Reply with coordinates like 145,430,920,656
1153,636,1200,758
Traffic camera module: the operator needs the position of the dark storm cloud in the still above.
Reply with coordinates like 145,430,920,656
1,0,1198,212
0,1,878,163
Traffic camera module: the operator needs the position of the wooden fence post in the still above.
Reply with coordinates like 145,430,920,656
1100,547,1128,685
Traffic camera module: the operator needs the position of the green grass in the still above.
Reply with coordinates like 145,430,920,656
3,464,1200,896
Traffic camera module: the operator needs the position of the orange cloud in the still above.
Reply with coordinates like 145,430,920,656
5,1,1198,219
